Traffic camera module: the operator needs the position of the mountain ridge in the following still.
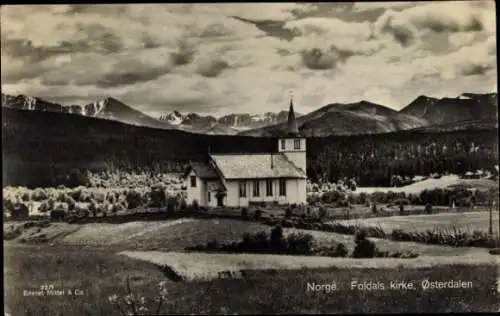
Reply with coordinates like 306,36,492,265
2,91,497,136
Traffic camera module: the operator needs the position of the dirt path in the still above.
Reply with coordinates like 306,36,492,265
119,250,500,282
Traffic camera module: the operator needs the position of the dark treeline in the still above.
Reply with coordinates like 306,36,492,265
308,129,499,186
2,108,499,188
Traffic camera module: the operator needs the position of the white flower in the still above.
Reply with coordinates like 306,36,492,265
124,294,134,305
108,294,118,303
158,280,167,290
160,288,168,299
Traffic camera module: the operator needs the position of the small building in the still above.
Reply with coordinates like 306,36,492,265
182,96,307,208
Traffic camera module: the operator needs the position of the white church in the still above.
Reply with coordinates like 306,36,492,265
182,96,307,208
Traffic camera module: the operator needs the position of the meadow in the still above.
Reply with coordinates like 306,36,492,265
337,211,500,236
4,243,499,315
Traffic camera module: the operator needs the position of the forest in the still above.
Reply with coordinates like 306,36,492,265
2,108,498,188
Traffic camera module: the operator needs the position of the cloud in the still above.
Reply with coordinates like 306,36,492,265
1,3,497,117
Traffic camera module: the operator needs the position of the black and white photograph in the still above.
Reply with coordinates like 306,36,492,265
2,2,499,314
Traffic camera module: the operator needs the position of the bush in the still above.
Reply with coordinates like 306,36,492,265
11,203,29,220
286,232,314,255
270,225,285,253
318,206,327,220
284,206,293,218
335,243,348,257
253,209,262,220
425,203,433,214
126,189,144,209
50,209,66,221
149,186,167,207
352,229,377,258
166,196,179,214
321,190,344,204
306,194,320,205
69,188,83,202
32,188,48,202
241,208,249,220
191,199,199,210
179,198,188,211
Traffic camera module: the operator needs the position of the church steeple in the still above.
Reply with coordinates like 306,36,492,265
287,91,299,136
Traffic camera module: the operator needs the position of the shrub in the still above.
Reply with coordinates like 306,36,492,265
50,209,66,221
241,208,249,220
166,196,179,214
149,186,167,207
284,206,293,218
69,188,83,202
335,200,350,208
206,239,219,250
38,202,49,213
32,188,48,202
178,198,187,211
66,196,76,212
270,225,285,253
370,191,388,204
254,209,262,220
126,189,144,209
321,190,344,204
11,203,29,220
191,199,199,210
425,203,433,214
352,229,377,258
306,194,320,205
318,206,327,220
286,232,314,255
399,204,405,215
111,203,124,213
335,243,348,257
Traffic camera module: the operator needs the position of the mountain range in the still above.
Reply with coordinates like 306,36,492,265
1,92,497,136
158,110,300,134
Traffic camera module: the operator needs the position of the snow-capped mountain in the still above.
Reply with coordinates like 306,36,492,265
158,110,298,134
1,94,174,129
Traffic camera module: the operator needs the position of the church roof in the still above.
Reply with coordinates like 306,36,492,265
183,161,220,180
210,153,306,179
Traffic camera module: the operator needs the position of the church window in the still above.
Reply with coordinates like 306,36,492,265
253,180,260,197
190,176,197,187
279,179,286,196
281,139,286,150
239,181,247,198
294,139,301,150
266,179,273,196
208,191,211,202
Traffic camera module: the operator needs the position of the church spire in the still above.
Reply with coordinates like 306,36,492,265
287,91,299,136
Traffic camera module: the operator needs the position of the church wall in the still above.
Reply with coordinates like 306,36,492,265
221,178,306,207
184,170,203,207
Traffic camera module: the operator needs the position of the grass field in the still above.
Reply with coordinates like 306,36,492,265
4,218,492,256
4,244,500,315
337,211,500,235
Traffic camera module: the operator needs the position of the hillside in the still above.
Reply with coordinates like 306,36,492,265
1,94,173,130
2,107,498,188
239,101,427,137
240,93,498,137
400,93,498,125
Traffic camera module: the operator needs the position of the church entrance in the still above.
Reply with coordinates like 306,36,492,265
216,195,224,207
215,190,225,207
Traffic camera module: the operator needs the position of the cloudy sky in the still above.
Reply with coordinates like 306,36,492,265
1,2,497,117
